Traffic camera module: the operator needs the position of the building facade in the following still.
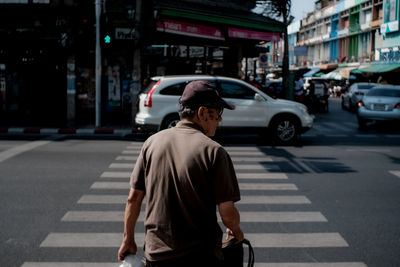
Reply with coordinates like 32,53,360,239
295,0,400,66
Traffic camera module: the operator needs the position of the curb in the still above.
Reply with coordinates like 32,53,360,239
0,127,138,136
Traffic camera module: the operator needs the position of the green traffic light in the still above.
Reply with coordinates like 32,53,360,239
104,35,111,43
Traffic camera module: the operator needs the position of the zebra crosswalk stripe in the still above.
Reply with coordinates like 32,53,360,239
109,163,134,169
115,156,137,161
100,172,131,178
90,182,297,191
231,156,273,162
90,182,129,189
40,232,347,248
239,183,297,190
21,263,117,267
21,262,367,267
122,150,140,155
77,194,311,205
255,263,367,267
237,173,288,179
61,211,327,223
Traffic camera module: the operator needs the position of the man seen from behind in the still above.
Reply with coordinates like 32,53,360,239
118,80,244,267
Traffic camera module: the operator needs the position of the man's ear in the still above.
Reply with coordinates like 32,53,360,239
197,106,207,121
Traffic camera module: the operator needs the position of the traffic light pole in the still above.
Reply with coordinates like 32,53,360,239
95,0,102,127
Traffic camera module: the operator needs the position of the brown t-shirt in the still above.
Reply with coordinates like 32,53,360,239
130,121,240,261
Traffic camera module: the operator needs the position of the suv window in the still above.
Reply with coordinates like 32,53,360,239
159,80,217,96
143,81,159,94
159,82,187,96
219,81,255,99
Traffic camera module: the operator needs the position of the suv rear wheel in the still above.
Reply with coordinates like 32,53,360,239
161,114,180,130
270,116,299,144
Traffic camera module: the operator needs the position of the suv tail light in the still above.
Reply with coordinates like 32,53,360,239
144,80,161,107
358,100,365,107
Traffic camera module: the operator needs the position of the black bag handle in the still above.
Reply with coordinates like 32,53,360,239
242,239,254,267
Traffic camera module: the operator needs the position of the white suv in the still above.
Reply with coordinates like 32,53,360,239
135,75,314,144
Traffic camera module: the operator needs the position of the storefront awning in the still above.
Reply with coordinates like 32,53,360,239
158,3,285,33
318,63,338,70
322,66,358,80
303,67,320,77
356,63,400,73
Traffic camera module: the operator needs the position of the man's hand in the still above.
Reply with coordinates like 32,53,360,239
218,201,244,242
118,240,137,262
226,227,244,243
118,188,145,262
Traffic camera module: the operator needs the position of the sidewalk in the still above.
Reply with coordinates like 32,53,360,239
0,126,139,137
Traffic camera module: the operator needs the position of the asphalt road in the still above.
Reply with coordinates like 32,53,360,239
1,97,399,267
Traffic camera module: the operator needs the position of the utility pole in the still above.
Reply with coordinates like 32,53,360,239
131,0,142,123
95,0,102,127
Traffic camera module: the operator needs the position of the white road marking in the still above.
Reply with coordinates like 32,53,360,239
354,134,378,138
22,263,367,267
101,171,287,179
40,232,346,248
0,139,52,163
256,263,367,267
77,194,310,205
21,263,117,267
228,151,266,156
61,211,326,223
384,135,400,138
100,172,131,178
240,195,311,204
90,182,129,190
346,148,391,152
122,150,140,155
225,147,260,151
239,183,298,190
126,145,142,149
109,163,133,169
322,122,353,132
231,157,273,162
234,164,278,170
237,173,288,179
116,156,137,161
77,194,127,204
389,170,400,178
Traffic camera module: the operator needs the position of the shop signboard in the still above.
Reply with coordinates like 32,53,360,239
228,28,280,41
381,0,399,34
115,28,135,40
0,0,28,3
156,19,224,40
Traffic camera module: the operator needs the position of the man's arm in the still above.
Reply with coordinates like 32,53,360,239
118,188,145,262
218,201,244,242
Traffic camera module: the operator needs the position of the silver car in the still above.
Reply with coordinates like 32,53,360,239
357,86,400,129
341,82,378,111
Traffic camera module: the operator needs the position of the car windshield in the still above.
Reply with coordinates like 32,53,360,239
358,84,376,90
367,89,400,97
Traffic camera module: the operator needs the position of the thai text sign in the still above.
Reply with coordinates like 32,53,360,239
157,19,224,40
228,28,280,41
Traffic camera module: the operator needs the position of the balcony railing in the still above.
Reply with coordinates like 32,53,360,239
349,24,360,32
338,28,349,36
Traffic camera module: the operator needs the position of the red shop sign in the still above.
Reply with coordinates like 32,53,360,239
228,27,280,41
157,19,225,40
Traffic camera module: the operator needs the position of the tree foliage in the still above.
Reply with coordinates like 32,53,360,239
255,0,292,22
256,0,292,99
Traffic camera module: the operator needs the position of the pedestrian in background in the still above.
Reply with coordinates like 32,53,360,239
118,80,244,267
294,75,304,103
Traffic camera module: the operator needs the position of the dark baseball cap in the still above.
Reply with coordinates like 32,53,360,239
179,80,235,110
